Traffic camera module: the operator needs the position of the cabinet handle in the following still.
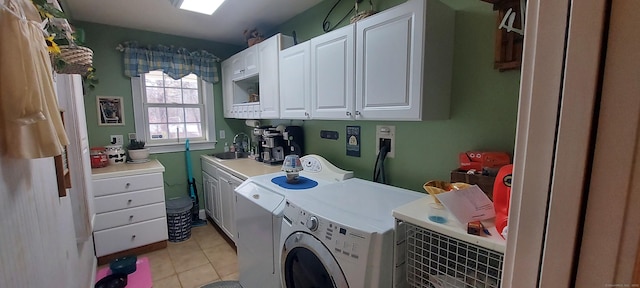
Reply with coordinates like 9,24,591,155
346,111,352,116
129,215,134,221
304,112,309,117
131,235,136,240
125,183,131,188
355,111,361,116
127,199,132,204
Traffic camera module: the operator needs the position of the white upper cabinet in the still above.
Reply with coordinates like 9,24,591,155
231,45,258,81
259,34,293,119
310,25,355,120
221,59,235,118
355,0,454,120
279,41,311,119
221,33,293,119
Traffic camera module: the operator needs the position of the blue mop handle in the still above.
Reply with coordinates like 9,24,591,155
185,140,195,197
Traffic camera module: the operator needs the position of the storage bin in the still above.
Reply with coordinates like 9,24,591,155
450,170,496,200
166,197,192,242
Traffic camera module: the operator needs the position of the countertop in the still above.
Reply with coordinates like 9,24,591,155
200,155,282,180
91,159,165,180
393,196,507,253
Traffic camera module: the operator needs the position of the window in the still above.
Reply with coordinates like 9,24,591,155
132,70,216,153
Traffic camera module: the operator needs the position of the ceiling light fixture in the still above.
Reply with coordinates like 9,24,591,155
170,0,225,15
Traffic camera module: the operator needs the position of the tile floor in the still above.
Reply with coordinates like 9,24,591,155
99,221,239,288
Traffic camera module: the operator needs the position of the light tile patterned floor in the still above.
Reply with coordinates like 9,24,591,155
99,221,238,288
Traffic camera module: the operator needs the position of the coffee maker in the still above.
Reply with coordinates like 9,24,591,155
260,127,286,165
283,126,304,156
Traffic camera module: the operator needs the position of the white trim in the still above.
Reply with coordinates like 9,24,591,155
131,75,217,154
575,0,640,285
538,1,606,287
503,0,570,287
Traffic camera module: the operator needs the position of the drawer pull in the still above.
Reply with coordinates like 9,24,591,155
129,215,134,221
127,199,132,204
125,183,131,188
131,235,136,240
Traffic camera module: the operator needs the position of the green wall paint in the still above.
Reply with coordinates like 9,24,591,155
76,21,247,203
76,0,520,201
270,0,521,192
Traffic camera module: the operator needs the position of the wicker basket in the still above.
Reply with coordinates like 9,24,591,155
55,45,93,75
350,9,376,23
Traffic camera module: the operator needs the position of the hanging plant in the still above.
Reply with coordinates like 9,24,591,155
31,0,99,91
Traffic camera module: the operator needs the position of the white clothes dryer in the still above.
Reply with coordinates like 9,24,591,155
278,179,424,288
235,155,353,288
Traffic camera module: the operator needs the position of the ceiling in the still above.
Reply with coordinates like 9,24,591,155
59,0,325,46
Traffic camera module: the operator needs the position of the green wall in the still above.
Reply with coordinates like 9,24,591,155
268,0,521,192
76,0,520,201
75,22,247,202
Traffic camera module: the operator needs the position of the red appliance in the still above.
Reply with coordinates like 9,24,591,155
493,164,513,238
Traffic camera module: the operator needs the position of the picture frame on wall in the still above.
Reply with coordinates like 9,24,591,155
97,96,125,126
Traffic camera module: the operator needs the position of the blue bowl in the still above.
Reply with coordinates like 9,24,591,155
109,255,137,275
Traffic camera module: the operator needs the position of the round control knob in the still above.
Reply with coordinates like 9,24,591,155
306,216,319,231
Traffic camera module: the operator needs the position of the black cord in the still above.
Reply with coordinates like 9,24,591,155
373,145,389,184
322,0,355,32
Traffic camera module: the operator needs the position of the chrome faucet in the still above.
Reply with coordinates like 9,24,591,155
232,132,250,153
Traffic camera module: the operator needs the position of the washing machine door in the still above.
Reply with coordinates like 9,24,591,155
282,232,348,288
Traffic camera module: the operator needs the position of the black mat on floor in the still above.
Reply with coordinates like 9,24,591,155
201,281,242,288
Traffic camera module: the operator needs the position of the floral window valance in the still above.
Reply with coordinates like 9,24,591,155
116,42,220,83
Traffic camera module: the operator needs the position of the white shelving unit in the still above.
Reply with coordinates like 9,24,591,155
393,197,506,288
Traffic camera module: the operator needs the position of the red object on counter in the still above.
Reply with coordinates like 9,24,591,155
458,151,511,171
493,164,513,238
90,147,109,168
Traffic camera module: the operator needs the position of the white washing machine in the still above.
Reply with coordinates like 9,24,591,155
278,179,425,288
235,155,353,288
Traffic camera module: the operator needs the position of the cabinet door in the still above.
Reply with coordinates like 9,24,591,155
202,172,213,219
244,45,259,78
258,36,281,119
221,59,234,118
218,169,241,243
279,41,311,119
230,53,245,81
355,0,425,120
311,25,355,120
356,0,455,120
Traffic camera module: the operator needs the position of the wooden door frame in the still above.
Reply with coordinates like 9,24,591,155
503,0,607,287
575,0,640,286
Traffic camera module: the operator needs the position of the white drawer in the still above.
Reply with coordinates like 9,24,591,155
94,218,168,257
94,202,166,231
94,188,165,213
93,173,163,196
201,160,217,177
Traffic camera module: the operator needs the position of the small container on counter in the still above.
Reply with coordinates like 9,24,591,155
90,147,109,168
105,145,127,165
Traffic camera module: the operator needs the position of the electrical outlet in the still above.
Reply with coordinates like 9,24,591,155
375,125,395,158
110,135,123,146
128,133,137,140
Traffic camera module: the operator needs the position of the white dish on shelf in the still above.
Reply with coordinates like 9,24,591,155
127,159,150,164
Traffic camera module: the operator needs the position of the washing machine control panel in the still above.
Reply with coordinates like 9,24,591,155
283,200,371,264
299,154,354,181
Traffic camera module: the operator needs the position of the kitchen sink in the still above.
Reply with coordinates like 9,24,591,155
211,151,250,160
